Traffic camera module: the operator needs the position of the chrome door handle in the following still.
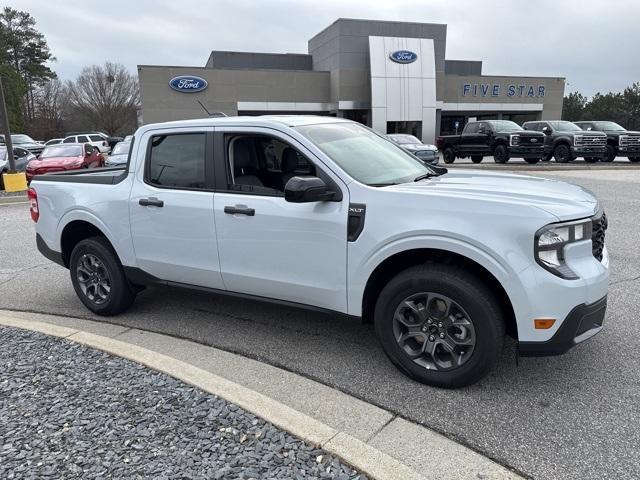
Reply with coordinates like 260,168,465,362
224,205,255,216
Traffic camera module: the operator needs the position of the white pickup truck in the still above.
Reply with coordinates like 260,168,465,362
29,116,609,388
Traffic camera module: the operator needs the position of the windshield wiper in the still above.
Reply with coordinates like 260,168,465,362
413,172,436,182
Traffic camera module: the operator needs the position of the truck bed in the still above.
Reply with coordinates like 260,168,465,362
31,167,127,185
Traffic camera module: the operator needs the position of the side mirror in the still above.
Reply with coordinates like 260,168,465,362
542,126,552,135
587,127,593,131
284,176,336,203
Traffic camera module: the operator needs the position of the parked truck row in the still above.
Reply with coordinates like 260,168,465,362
436,119,640,164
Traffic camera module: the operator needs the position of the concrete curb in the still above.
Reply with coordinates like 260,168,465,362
0,194,27,205
0,312,523,480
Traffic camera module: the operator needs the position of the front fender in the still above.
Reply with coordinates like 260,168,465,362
347,234,527,319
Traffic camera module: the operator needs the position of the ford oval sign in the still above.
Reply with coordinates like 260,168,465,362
169,75,208,93
389,50,418,64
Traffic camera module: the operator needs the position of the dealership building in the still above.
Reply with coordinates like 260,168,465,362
138,18,565,143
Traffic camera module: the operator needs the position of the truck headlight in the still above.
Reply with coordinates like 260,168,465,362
534,219,592,279
509,134,520,146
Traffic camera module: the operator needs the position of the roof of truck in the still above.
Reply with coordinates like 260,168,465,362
139,115,350,133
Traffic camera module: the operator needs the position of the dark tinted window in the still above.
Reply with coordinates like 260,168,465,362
63,137,76,143
463,123,478,134
89,135,104,141
147,133,206,189
77,135,90,143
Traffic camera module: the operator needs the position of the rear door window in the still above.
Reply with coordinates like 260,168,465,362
146,133,207,189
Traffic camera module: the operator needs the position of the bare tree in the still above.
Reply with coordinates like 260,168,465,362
30,78,68,139
67,62,139,135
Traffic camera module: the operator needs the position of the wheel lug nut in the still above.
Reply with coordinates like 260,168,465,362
427,319,432,324
429,335,435,341
421,326,428,332
438,323,443,328
439,332,446,339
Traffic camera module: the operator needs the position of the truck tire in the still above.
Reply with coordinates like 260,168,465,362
629,157,640,163
493,145,509,164
374,264,505,388
471,155,483,163
443,148,455,164
601,145,615,162
524,158,540,164
69,236,136,316
553,144,571,163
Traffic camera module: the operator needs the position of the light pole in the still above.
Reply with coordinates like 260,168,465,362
0,76,28,192
0,77,16,172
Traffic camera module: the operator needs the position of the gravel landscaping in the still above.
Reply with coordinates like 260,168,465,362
0,326,367,479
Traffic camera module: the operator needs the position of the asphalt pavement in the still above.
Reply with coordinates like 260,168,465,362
0,168,638,480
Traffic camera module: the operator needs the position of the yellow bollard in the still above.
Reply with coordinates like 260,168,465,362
2,172,28,192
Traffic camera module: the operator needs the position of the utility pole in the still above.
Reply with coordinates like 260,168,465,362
0,76,16,172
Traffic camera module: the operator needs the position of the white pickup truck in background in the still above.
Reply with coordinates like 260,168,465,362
29,116,609,388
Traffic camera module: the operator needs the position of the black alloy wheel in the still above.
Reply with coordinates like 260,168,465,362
603,144,616,162
443,148,455,164
493,145,509,164
553,144,571,163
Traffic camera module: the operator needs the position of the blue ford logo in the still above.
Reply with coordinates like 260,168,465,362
169,75,208,93
389,50,418,64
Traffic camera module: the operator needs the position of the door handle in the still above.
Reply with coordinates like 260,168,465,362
139,197,164,207
224,205,255,216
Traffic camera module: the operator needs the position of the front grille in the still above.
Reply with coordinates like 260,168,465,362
576,135,607,147
521,136,543,145
620,135,640,147
591,210,608,261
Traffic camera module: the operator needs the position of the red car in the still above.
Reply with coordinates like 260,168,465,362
26,143,104,181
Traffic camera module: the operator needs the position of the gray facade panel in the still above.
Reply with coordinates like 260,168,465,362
205,51,313,70
445,60,482,76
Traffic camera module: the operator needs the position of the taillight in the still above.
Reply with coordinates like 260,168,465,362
28,188,39,222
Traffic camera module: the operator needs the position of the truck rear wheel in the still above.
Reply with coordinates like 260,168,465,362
493,145,509,164
553,144,571,163
374,264,505,388
69,237,136,316
443,148,455,164
471,155,483,163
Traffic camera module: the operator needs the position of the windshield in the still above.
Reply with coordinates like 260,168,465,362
389,134,421,145
111,142,130,155
486,120,523,132
40,145,83,158
296,122,432,186
591,121,625,131
11,134,36,144
548,121,582,132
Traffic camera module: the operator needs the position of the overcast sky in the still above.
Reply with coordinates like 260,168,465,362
13,0,640,97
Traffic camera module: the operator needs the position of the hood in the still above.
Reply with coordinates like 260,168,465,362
498,130,544,137
28,156,83,168
386,169,598,221
404,144,438,151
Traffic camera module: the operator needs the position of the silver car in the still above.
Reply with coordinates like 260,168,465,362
387,134,439,164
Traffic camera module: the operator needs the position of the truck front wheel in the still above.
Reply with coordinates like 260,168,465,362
493,145,509,163
443,148,455,164
603,145,616,162
374,264,505,388
553,144,571,163
69,237,136,316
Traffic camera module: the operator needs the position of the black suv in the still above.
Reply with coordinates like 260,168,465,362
574,121,640,163
523,120,607,163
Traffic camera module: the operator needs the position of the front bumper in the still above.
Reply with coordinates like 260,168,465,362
509,145,545,158
571,145,606,157
519,296,607,356
618,146,640,154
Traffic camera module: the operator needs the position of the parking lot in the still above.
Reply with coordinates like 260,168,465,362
1,167,639,480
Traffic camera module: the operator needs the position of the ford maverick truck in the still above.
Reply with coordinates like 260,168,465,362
30,116,609,388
